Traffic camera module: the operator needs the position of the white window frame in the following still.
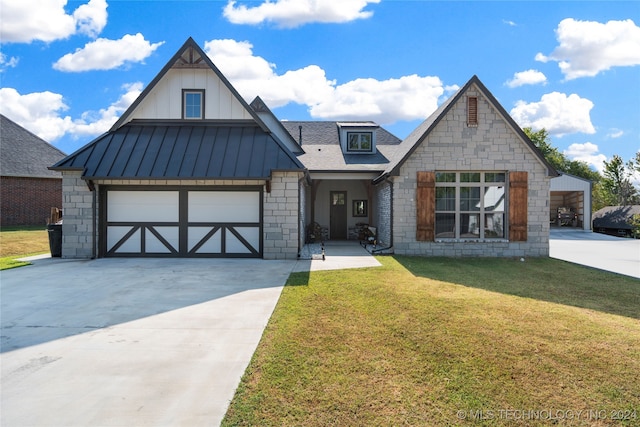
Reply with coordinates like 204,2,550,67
434,171,507,240
183,89,204,119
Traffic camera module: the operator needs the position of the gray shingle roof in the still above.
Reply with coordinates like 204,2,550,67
281,121,401,172
0,114,66,178
592,205,640,230
51,121,304,179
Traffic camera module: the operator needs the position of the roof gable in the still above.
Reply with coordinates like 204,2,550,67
0,114,66,178
111,37,268,131
379,75,558,181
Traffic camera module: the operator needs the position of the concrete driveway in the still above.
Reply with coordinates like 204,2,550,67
1,257,296,427
549,228,640,279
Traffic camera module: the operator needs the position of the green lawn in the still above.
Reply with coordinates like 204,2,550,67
0,226,50,270
223,256,640,426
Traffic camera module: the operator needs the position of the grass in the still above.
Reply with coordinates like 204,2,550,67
222,256,640,426
0,226,50,270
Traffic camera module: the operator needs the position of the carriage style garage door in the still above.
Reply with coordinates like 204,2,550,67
102,187,262,258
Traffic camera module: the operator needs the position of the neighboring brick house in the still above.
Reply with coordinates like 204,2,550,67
52,38,557,260
1,114,66,227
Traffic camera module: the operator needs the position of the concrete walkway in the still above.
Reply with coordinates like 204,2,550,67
549,228,640,279
293,240,382,272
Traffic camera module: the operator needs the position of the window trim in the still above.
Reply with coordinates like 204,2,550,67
182,89,205,120
434,171,507,241
346,131,374,153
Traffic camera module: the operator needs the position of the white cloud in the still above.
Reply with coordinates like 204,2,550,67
0,0,108,43
607,128,624,139
53,33,164,72
502,19,517,27
204,38,444,124
564,142,607,172
0,53,19,72
510,92,595,137
0,83,142,141
505,69,547,88
536,18,640,80
310,75,443,123
223,0,380,28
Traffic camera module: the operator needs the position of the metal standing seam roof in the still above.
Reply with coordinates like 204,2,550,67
50,121,304,179
1,114,66,178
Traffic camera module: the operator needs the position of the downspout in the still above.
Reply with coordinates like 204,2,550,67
371,176,394,254
86,179,97,259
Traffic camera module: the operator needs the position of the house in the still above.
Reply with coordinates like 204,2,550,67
51,38,558,259
550,173,592,230
592,205,640,237
1,114,66,226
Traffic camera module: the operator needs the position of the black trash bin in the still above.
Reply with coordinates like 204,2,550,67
47,224,62,257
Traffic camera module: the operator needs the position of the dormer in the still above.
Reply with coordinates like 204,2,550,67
337,122,379,154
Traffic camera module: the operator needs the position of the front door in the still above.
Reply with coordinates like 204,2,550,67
330,191,347,239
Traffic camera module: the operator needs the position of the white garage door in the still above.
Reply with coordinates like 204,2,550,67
105,189,262,257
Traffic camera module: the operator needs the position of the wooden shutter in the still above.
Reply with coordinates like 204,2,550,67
509,171,528,241
416,171,435,241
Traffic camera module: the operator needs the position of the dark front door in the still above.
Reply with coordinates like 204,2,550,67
330,191,347,239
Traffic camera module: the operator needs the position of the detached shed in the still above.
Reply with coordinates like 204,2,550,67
550,173,592,230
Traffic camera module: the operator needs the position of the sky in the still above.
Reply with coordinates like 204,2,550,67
1,0,639,174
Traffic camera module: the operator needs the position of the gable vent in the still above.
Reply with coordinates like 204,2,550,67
467,96,478,127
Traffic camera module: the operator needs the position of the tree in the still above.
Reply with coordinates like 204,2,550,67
523,127,600,182
602,155,639,206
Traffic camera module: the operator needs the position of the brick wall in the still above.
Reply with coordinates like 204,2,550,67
1,176,62,226
392,84,551,257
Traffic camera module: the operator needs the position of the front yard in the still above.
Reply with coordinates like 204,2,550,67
0,226,49,270
223,256,639,426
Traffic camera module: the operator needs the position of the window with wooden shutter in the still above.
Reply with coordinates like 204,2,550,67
509,171,528,241
467,96,478,126
416,171,435,241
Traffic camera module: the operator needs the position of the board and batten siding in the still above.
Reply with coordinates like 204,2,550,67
129,69,254,121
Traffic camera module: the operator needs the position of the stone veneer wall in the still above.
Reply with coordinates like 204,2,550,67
393,84,551,257
59,172,302,260
373,179,392,247
60,171,96,258
262,171,302,260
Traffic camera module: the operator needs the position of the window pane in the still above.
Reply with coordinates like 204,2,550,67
484,213,505,238
185,92,202,118
360,135,371,150
436,187,455,211
348,134,359,150
485,172,505,183
483,186,505,211
460,213,480,237
435,213,455,238
436,172,456,183
460,187,480,211
461,172,480,182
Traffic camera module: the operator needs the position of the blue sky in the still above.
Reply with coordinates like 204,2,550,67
1,0,639,174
